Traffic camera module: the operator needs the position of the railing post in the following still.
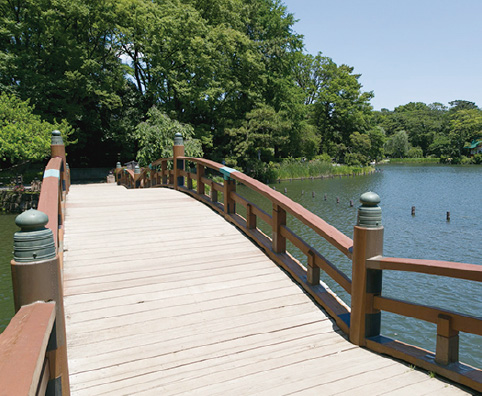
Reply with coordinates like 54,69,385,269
246,203,256,229
134,164,141,188
350,192,383,346
436,314,459,365
196,163,205,195
11,209,70,395
161,160,168,185
307,250,320,285
51,130,68,195
173,132,185,189
116,162,122,185
223,178,236,215
210,181,218,203
272,203,286,253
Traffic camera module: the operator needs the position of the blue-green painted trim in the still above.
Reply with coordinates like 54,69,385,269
220,166,238,180
43,169,60,179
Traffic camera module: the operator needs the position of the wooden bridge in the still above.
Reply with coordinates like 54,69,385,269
0,132,481,395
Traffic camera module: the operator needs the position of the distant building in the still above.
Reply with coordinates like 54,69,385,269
464,138,482,156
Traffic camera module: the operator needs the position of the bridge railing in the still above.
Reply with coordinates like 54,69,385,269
116,134,481,392
6,130,71,395
0,302,56,396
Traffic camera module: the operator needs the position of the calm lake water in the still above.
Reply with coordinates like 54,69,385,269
0,213,16,332
237,164,482,368
0,164,480,367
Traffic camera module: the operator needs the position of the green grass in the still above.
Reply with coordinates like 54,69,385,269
270,158,373,181
387,157,440,164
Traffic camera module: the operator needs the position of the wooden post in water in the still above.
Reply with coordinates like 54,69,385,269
350,192,384,347
10,210,70,395
173,132,185,190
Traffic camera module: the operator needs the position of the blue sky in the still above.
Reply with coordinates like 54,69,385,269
282,0,482,110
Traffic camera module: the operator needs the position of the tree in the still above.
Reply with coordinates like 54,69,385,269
0,93,72,165
133,107,202,166
226,104,292,169
309,56,374,156
0,0,132,166
385,130,409,158
448,108,482,157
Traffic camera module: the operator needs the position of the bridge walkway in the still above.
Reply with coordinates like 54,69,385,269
63,183,469,395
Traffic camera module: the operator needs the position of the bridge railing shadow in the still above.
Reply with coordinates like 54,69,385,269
116,133,481,393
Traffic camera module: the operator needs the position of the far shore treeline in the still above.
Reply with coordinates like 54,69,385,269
1,0,481,181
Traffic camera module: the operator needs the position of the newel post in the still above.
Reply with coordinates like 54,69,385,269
51,130,68,195
134,164,141,188
116,162,122,185
10,210,70,395
350,192,383,346
173,132,185,189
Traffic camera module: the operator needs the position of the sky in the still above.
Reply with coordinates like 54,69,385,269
281,0,482,111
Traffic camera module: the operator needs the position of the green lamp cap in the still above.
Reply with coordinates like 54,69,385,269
15,209,49,231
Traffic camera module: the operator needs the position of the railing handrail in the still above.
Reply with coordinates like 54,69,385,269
182,157,354,257
0,302,55,396
367,256,482,282
38,157,65,252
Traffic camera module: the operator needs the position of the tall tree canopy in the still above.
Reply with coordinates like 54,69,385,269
1,0,478,170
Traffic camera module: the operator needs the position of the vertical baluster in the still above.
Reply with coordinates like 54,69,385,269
436,314,459,365
246,203,256,229
307,250,320,285
223,178,236,215
161,161,167,185
211,181,218,203
272,203,286,253
196,163,205,196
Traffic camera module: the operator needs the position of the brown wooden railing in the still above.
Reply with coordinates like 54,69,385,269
117,136,481,392
5,130,71,395
0,302,56,396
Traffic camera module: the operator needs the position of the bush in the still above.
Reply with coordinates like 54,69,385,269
473,154,482,164
407,146,423,158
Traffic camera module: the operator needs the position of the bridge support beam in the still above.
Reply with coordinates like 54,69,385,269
350,192,383,347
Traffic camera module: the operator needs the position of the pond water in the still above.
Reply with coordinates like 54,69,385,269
237,164,482,368
0,214,16,333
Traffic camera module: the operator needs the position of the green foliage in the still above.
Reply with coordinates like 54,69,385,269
1,0,479,172
385,130,409,158
0,93,72,164
134,107,203,166
388,157,440,164
267,157,372,180
407,146,424,158
308,56,374,155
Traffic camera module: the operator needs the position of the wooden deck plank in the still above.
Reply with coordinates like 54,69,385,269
63,184,470,395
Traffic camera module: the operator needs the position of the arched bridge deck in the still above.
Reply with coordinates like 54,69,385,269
63,184,468,395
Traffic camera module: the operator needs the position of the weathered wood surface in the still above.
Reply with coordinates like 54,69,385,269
63,184,469,395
